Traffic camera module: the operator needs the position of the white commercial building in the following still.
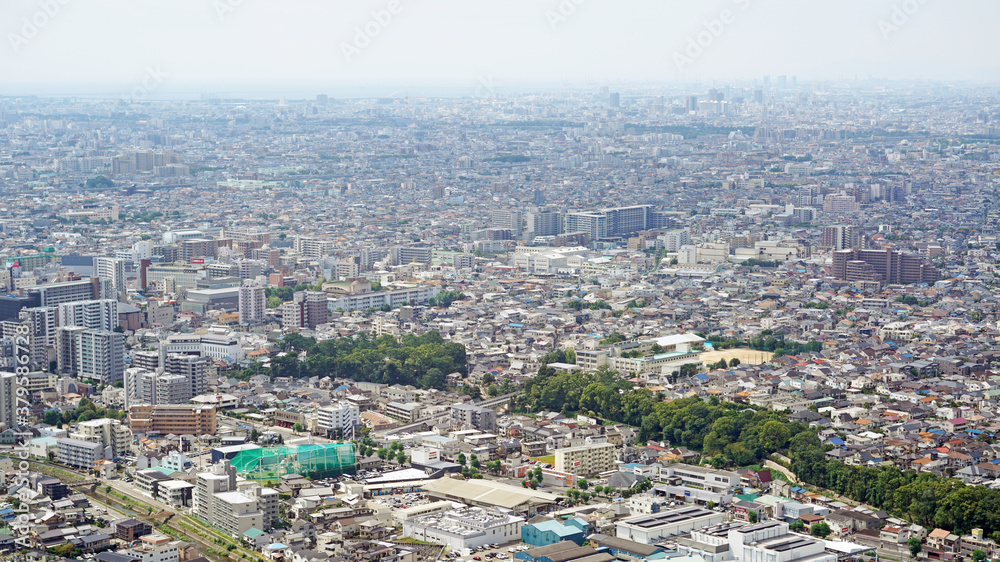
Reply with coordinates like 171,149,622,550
402,506,525,550
317,401,360,437
616,505,724,544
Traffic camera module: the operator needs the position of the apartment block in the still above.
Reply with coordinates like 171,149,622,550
129,404,217,435
554,442,616,477
57,437,106,469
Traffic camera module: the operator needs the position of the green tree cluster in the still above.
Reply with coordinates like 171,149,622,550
428,291,467,307
256,331,466,390
45,398,125,426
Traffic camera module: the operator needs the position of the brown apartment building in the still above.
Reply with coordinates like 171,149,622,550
129,404,217,435
832,248,940,285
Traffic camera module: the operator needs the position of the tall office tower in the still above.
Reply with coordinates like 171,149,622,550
93,257,126,295
18,307,57,368
609,92,620,108
686,95,698,113
526,209,563,239
76,330,125,385
238,282,266,326
754,89,764,103
57,299,119,331
55,326,87,374
822,225,863,251
533,189,546,206
490,210,523,238
164,353,209,400
0,373,16,428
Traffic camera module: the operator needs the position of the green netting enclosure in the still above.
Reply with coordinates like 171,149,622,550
229,443,355,481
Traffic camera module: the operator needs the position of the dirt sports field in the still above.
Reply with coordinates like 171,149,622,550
700,348,772,367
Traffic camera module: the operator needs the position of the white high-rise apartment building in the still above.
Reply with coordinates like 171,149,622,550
317,401,360,437
238,282,266,325
0,373,17,428
93,257,127,294
76,330,125,385
57,299,119,331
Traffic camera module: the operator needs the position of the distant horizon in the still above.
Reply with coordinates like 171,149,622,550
2,77,999,103
2,0,998,98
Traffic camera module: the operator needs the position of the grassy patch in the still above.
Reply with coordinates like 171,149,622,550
531,455,555,466
741,464,791,483
395,538,437,545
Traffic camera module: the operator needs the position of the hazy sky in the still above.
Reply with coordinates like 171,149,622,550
2,0,998,97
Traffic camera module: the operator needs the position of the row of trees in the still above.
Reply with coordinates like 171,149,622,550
790,450,1000,542
521,361,1000,540
255,331,466,390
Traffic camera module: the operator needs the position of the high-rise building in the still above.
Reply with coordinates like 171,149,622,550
565,205,654,241
57,299,119,331
55,326,87,374
93,257,126,295
832,248,940,285
490,210,523,238
280,291,328,330
533,189,546,206
19,307,58,368
554,442,616,477
238,282,266,326
317,402,360,438
193,461,277,534
609,92,620,108
450,403,497,432
124,367,158,409
526,209,563,239
0,373,17,428
76,330,125,385
28,278,111,307
822,225,863,251
390,246,433,265
165,353,209,400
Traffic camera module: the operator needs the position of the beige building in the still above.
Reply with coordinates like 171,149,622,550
129,404,217,435
554,442,616,477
